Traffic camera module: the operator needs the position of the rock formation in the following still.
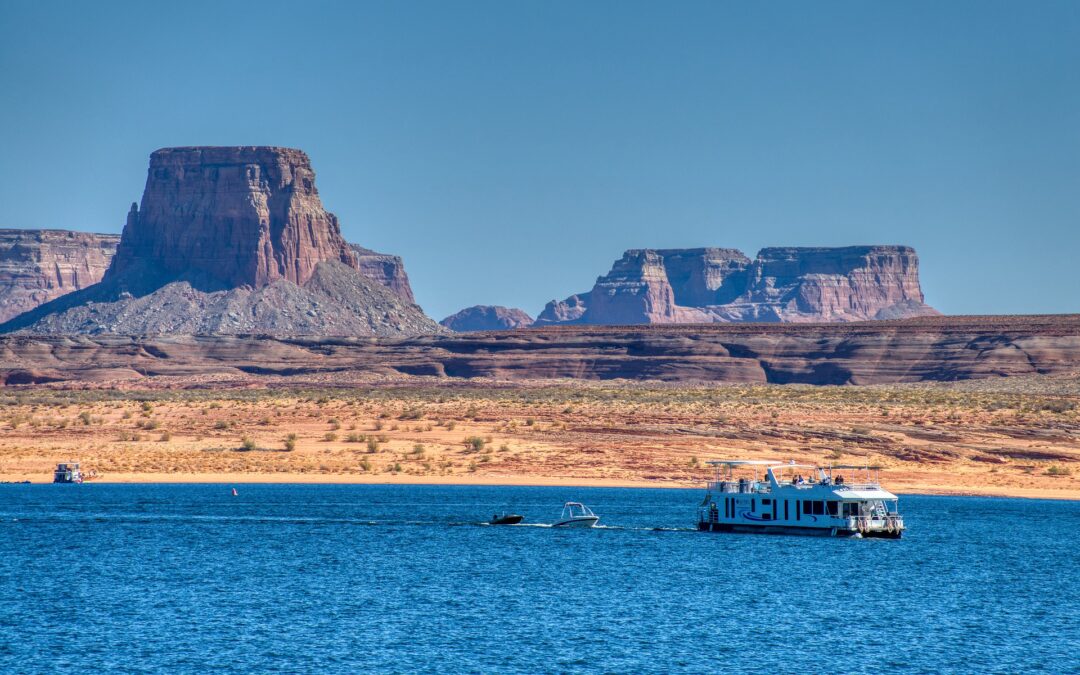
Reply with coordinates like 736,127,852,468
0,230,119,323
535,246,938,325
108,147,358,288
349,244,415,302
1,147,441,337
440,305,534,331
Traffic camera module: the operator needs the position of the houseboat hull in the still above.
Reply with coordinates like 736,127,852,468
697,520,901,539
552,517,599,528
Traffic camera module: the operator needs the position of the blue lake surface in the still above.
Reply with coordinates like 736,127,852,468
1,484,1078,673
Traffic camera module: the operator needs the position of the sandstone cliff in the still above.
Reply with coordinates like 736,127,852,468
440,305,534,331
108,147,358,288
1,147,440,337
348,244,415,302
536,245,938,325
0,230,119,323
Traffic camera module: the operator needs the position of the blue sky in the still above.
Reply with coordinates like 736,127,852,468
1,0,1077,320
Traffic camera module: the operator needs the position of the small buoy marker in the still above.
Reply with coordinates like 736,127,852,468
231,487,238,496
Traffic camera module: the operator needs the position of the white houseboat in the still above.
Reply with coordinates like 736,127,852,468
53,462,84,484
697,460,904,538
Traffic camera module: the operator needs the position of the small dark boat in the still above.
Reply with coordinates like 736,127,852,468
489,513,524,525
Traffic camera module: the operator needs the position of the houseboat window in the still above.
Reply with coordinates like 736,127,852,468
796,500,801,520
751,499,756,512
784,500,789,520
772,500,777,520
762,499,771,505
826,501,839,516
806,501,825,516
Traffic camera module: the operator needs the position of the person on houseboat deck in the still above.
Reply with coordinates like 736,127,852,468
836,475,845,485
795,475,805,485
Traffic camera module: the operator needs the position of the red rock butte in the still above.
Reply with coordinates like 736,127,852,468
108,146,358,288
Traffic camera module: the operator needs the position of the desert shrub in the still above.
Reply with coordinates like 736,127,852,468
79,411,92,425
323,432,337,442
465,436,486,452
158,431,171,442
366,439,379,453
1046,465,1072,476
240,437,258,452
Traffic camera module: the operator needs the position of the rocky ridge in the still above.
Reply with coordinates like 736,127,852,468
440,305,534,331
0,230,119,323
2,315,1076,386
536,246,938,325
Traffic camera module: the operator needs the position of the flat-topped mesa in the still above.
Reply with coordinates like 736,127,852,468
0,230,119,323
736,245,933,322
536,245,938,325
586,249,707,324
108,146,358,288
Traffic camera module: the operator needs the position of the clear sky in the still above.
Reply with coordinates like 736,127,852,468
1,0,1077,320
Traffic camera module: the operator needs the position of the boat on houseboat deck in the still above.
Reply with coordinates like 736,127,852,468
698,460,904,539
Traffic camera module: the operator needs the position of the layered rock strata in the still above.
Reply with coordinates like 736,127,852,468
2,315,1076,386
108,146,358,288
440,305,534,331
536,246,938,325
0,230,119,323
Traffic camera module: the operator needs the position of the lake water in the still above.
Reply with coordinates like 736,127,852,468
1,484,1077,673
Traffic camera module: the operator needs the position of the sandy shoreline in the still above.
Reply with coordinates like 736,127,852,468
2,379,1076,502
5,472,1078,501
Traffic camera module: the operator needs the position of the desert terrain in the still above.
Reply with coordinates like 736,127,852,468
1,371,1077,500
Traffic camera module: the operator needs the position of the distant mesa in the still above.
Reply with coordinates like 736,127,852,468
0,229,119,323
534,246,939,325
0,147,440,336
441,305,534,332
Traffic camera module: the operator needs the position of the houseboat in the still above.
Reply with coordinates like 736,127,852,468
53,462,84,484
697,460,904,538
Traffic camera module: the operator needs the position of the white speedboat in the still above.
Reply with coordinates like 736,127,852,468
552,502,599,528
697,460,904,538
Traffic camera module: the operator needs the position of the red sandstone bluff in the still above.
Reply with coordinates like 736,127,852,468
0,147,439,336
109,146,359,288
